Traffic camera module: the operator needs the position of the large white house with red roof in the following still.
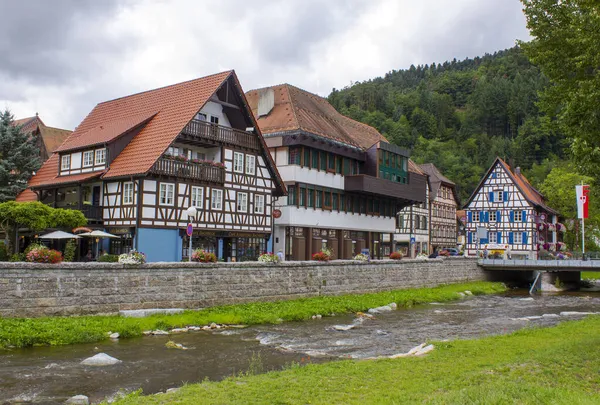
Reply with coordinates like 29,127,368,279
18,71,286,262
463,157,559,259
246,84,426,260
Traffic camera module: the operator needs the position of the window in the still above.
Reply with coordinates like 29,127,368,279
159,183,174,205
210,116,219,124
422,216,427,230
312,151,319,169
495,190,503,202
332,193,338,210
191,186,204,208
234,152,244,173
473,211,480,222
61,155,70,170
211,189,223,210
308,189,314,208
245,155,256,175
123,182,134,205
514,211,523,222
95,148,106,165
83,151,94,167
320,151,327,170
303,148,310,167
489,232,497,243
288,186,297,205
237,192,248,212
254,194,265,214
315,190,322,208
490,211,497,222
196,113,207,121
168,146,180,156
328,153,335,171
288,147,301,165
299,187,306,206
324,192,331,208
336,157,342,173
514,232,523,244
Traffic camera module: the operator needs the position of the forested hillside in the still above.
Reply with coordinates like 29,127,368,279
328,47,567,202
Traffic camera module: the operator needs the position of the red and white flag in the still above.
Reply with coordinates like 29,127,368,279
576,185,590,219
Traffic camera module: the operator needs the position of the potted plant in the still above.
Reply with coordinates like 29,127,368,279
389,251,403,260
353,253,369,262
191,249,217,263
258,252,279,263
118,250,146,264
312,247,332,262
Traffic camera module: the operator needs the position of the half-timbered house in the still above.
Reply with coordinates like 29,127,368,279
17,71,286,262
463,157,559,258
246,85,426,260
420,163,460,253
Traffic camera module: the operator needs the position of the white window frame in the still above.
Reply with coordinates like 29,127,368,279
514,211,523,222
245,155,256,175
514,232,523,244
159,183,175,206
83,151,94,167
489,211,497,222
191,186,204,208
95,148,106,165
233,152,244,173
254,194,265,214
211,189,223,210
123,182,134,205
237,192,248,213
196,113,207,121
61,155,71,170
495,190,503,202
473,211,480,222
488,232,497,243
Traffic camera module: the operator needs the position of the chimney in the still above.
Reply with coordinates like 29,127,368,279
515,167,521,176
257,88,275,117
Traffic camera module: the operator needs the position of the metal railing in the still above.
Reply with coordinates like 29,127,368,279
181,119,261,150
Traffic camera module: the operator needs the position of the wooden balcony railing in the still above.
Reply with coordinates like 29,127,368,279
79,205,103,220
150,157,225,184
180,119,261,150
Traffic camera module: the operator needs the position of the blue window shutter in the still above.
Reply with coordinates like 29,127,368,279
468,232,472,244
503,191,508,202
480,237,488,244
509,232,514,245
523,232,528,245
468,211,472,223
489,192,494,202
497,232,502,243
484,212,489,223
496,211,501,222
522,210,527,223
509,211,514,223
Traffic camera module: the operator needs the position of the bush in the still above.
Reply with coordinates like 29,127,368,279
63,240,76,262
258,253,279,263
26,247,63,263
118,250,146,265
98,254,119,263
312,251,330,261
389,251,403,260
25,242,46,255
10,253,26,262
191,249,217,263
0,241,8,262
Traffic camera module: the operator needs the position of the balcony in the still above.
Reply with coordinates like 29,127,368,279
344,173,426,206
180,119,261,150
150,157,225,184
79,204,103,221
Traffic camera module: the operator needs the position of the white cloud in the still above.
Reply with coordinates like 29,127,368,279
0,0,530,129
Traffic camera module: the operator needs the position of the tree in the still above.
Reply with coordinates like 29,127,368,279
0,110,42,202
520,0,600,177
0,201,87,254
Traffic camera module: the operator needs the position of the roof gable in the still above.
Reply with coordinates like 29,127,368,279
246,84,387,150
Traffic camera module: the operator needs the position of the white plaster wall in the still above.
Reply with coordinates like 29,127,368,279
277,165,344,190
200,101,232,128
277,206,395,233
70,152,82,169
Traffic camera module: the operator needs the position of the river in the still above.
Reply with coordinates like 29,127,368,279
1,291,599,404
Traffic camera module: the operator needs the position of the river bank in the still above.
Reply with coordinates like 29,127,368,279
0,281,505,349
111,315,600,405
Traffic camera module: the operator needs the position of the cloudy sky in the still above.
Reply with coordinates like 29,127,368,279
0,0,530,130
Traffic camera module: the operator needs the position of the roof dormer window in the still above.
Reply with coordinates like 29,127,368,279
95,148,106,165
61,155,70,171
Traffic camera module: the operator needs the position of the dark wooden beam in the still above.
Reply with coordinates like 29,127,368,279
210,96,240,110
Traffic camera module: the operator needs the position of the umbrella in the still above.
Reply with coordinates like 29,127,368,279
38,231,81,239
77,230,119,239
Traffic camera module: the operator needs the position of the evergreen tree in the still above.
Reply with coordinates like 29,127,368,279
0,110,41,202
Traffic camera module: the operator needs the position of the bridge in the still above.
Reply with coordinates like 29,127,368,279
478,259,598,293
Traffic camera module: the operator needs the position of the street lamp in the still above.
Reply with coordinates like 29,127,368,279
186,206,198,262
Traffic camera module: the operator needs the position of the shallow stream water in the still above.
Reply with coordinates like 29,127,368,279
1,291,599,404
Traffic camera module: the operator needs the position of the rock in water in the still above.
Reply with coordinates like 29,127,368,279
414,344,435,356
109,332,120,339
333,324,356,331
65,395,89,405
368,305,393,314
464,291,473,296
457,292,466,298
81,353,122,366
519,297,534,301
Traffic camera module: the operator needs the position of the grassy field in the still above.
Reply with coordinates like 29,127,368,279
111,316,600,405
0,282,505,349
582,271,600,280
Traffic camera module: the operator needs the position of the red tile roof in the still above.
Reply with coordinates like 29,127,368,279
246,84,387,150
15,188,37,202
38,126,72,154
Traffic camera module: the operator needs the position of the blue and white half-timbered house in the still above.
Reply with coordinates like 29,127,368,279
463,158,559,259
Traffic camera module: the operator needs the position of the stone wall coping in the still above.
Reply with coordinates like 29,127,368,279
0,256,476,270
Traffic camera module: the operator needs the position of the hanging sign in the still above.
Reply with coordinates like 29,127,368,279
273,209,282,219
576,185,590,219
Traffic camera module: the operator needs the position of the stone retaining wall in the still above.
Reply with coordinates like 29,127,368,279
0,257,485,318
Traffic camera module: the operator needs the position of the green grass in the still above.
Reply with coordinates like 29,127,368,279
111,316,600,405
582,271,600,280
0,282,505,349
